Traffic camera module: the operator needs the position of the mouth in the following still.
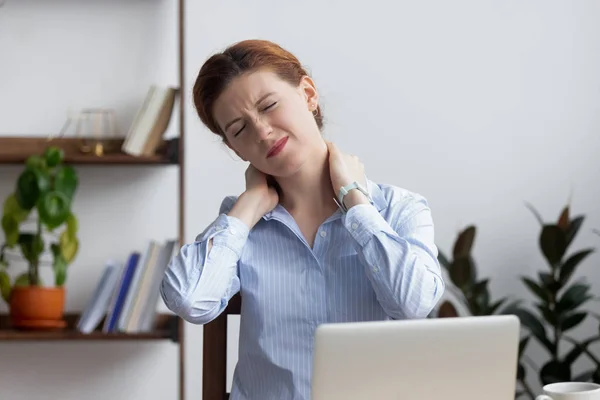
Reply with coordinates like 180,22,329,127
266,137,289,158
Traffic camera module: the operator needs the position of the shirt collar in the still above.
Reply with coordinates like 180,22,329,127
262,179,387,221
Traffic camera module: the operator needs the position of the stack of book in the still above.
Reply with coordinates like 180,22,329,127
77,238,178,334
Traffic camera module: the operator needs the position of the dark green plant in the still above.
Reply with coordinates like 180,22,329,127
436,225,531,398
514,202,598,392
0,146,79,302
437,225,520,316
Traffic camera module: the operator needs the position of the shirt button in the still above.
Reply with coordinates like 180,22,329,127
230,228,236,235
372,266,379,272
320,230,327,238
351,223,358,230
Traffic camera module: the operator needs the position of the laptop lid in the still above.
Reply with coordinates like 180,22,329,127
311,315,520,400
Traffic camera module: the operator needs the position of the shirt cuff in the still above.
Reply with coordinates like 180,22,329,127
199,213,250,257
343,203,396,247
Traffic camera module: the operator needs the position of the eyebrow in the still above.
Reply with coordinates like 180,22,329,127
223,92,276,132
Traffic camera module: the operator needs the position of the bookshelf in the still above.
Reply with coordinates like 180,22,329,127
0,0,187,399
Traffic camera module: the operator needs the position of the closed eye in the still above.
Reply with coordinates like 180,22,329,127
234,124,246,137
262,101,277,111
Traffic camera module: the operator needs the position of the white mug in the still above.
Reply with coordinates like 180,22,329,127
536,382,600,400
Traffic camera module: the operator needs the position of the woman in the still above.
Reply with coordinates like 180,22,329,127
160,39,445,400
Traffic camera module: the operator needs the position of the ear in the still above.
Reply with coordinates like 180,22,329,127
298,75,319,110
225,140,247,161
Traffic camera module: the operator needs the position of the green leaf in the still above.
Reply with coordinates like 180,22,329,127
540,225,568,268
517,363,526,380
37,191,70,230
66,213,78,238
573,370,595,382
0,270,11,302
558,283,592,313
564,342,585,365
18,233,44,266
519,336,530,358
560,249,594,285
471,279,488,298
522,277,549,303
43,146,64,167
25,154,47,171
594,367,600,384
499,299,523,315
14,272,30,287
3,194,29,222
512,307,555,354
53,165,78,201
536,303,557,326
488,298,506,315
473,293,490,315
59,231,78,263
16,168,50,210
557,206,570,231
539,272,561,293
561,312,587,331
453,226,476,259
449,257,473,289
51,243,68,286
1,214,19,247
566,216,585,247
540,360,571,385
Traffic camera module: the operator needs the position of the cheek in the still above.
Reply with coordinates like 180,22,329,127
273,106,311,132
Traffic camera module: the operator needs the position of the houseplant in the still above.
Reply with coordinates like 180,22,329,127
0,146,79,329
513,202,599,393
435,225,532,398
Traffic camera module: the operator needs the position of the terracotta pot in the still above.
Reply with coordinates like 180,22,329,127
9,286,66,330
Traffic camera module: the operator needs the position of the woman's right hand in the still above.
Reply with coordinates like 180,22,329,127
228,165,279,229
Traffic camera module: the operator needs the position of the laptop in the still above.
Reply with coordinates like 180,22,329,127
311,314,520,400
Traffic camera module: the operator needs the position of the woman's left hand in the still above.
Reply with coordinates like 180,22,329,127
326,141,370,209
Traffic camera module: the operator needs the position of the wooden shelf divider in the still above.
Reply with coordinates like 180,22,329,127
0,136,179,166
0,312,179,342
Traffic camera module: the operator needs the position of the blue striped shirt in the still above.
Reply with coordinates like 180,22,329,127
160,180,445,399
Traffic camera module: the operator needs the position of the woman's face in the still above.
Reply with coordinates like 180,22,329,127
212,69,322,178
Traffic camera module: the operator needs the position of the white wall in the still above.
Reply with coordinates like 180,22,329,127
1,0,599,398
183,0,600,397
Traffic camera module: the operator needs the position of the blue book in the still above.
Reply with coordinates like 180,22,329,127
103,252,140,332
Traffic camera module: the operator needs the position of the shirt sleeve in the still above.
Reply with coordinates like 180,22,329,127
342,194,445,319
160,196,248,324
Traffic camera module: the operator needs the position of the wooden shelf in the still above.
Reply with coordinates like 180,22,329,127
0,136,178,166
0,313,180,342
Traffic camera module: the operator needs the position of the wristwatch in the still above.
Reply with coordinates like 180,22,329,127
334,181,373,213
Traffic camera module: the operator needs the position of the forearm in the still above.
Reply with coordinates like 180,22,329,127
343,202,444,319
160,213,248,324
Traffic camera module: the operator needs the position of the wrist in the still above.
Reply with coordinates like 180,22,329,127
343,189,371,209
228,192,263,228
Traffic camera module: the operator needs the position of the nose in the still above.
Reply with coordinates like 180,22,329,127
253,116,272,142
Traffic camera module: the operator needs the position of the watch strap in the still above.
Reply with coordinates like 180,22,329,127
334,181,372,213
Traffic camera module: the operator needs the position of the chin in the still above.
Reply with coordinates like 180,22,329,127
264,151,309,178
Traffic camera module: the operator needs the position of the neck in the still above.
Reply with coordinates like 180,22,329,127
276,139,337,216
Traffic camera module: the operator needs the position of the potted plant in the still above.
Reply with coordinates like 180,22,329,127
513,202,599,392
0,146,79,329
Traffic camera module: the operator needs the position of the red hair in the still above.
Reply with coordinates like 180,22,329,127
192,39,323,137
